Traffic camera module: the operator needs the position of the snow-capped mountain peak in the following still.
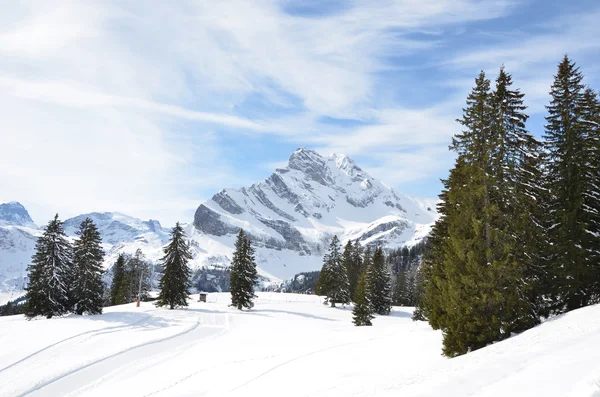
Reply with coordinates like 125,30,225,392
193,149,438,279
0,202,36,228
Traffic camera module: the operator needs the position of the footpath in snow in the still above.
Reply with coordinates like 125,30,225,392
0,292,599,397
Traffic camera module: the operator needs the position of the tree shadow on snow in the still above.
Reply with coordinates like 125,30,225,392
83,311,177,330
251,309,337,322
388,309,413,319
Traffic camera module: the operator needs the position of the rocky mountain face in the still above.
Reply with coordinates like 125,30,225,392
0,202,36,227
0,148,438,301
193,148,437,278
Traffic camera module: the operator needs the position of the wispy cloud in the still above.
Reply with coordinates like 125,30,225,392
1,0,598,224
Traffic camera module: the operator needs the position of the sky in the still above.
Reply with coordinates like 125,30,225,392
1,0,599,226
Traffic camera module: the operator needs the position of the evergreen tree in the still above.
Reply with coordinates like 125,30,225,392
24,214,74,319
109,254,127,306
127,249,152,303
361,246,372,277
72,218,105,315
352,271,373,326
366,246,392,315
156,222,193,309
320,236,350,307
543,56,599,311
392,268,409,306
489,67,543,333
343,240,362,301
229,230,258,310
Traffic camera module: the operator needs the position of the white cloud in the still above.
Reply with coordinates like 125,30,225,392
6,0,597,225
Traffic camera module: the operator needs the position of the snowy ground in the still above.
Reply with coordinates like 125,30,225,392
1,293,599,397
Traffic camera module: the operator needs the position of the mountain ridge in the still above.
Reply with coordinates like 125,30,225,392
0,148,438,300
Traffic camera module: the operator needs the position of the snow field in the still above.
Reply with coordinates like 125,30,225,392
0,293,599,397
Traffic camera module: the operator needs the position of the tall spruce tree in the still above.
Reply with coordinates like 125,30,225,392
109,254,127,306
156,223,192,309
352,271,373,326
343,240,361,301
319,236,350,307
580,87,600,303
229,230,258,310
24,214,74,319
366,247,392,315
543,56,599,311
72,218,105,315
489,67,543,333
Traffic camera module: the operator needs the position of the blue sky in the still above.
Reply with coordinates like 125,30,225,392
1,0,599,225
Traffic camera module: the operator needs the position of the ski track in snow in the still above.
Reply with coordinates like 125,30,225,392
0,313,153,375
16,313,231,397
222,335,384,395
2,293,600,397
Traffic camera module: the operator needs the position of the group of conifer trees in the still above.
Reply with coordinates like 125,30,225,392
316,237,393,326
25,215,197,317
108,249,153,306
24,215,105,318
229,229,259,310
415,56,600,357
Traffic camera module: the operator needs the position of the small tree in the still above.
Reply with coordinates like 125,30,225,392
156,223,193,309
230,230,258,310
72,218,105,315
352,272,373,326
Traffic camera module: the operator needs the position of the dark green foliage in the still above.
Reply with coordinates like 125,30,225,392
343,240,362,301
229,230,258,310
317,235,350,307
392,268,411,306
108,251,152,306
24,214,74,319
417,68,547,356
387,241,427,274
543,56,600,312
156,222,193,310
193,266,231,293
366,247,392,315
283,271,320,293
109,254,127,306
72,218,105,315
0,298,25,316
352,271,373,326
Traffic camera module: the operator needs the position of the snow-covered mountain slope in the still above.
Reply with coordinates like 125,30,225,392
0,201,36,228
0,149,438,299
1,294,598,397
193,148,438,278
0,209,173,303
0,203,41,299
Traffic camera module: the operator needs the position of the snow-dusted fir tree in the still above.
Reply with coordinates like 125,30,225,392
72,218,105,315
319,236,350,307
109,254,127,306
229,230,258,310
352,271,373,326
156,223,192,309
543,56,600,311
24,214,74,319
366,247,392,315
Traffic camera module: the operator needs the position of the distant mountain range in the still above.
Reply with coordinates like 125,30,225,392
0,148,438,301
